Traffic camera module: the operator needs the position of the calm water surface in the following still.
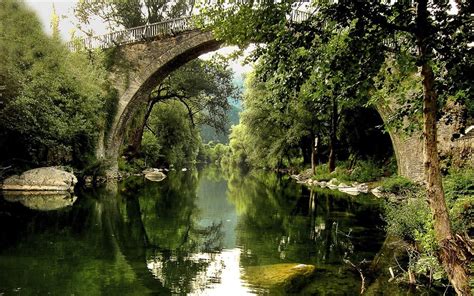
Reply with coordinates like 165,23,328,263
0,167,388,295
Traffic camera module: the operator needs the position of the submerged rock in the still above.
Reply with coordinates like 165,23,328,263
3,191,77,211
243,263,316,292
1,167,77,192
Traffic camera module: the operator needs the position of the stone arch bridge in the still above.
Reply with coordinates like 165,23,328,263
69,12,461,182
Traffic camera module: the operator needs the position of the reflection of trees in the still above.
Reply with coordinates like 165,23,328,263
0,168,385,294
127,172,224,252
226,171,385,269
0,189,155,295
121,171,226,294
0,171,227,295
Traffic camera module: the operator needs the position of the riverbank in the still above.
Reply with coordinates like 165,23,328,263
290,167,407,200
290,166,474,294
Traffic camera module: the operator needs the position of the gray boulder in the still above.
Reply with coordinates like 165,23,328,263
1,167,77,192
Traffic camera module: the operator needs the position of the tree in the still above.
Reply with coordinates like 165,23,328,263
75,0,195,31
322,2,472,293
142,101,201,167
0,0,108,169
126,58,237,160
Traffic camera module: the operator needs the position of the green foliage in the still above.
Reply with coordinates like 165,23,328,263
159,57,237,134
141,131,162,167
200,104,240,144
312,160,385,183
75,0,194,29
212,5,392,172
383,169,474,286
144,101,200,168
443,168,474,234
350,160,384,182
312,164,350,183
384,197,433,245
379,176,418,195
0,0,108,169
371,55,423,134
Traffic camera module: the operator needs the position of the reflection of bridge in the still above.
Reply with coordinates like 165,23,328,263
68,8,430,181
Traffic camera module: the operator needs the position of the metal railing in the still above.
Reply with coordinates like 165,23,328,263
66,8,399,51
67,9,314,51
67,17,194,51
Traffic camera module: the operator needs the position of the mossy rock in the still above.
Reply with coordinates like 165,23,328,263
243,263,316,292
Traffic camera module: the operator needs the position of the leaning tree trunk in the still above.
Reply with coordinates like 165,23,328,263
417,1,471,293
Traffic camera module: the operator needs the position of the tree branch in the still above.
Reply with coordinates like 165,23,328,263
178,97,196,128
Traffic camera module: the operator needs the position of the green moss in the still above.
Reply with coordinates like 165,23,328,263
243,263,316,292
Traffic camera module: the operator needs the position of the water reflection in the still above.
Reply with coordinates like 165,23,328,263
3,191,77,211
0,167,386,295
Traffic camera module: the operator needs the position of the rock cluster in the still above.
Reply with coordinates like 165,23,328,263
291,174,370,196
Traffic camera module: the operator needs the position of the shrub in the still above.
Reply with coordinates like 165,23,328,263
350,159,384,182
384,197,433,244
312,163,351,182
444,167,474,234
384,197,446,286
380,176,419,195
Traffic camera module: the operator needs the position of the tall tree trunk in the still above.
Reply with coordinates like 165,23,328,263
328,97,338,172
421,61,471,296
417,1,471,294
311,135,318,175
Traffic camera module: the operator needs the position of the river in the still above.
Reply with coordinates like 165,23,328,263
0,166,392,295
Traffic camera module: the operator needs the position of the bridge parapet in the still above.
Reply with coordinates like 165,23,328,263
67,9,314,51
67,17,195,51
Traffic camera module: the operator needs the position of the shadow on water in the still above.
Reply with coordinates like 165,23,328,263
0,166,430,295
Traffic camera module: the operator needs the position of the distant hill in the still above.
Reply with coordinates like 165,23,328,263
200,104,241,144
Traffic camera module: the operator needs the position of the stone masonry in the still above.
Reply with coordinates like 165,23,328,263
98,30,221,177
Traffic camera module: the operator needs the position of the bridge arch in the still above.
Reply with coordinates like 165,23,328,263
97,30,221,176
